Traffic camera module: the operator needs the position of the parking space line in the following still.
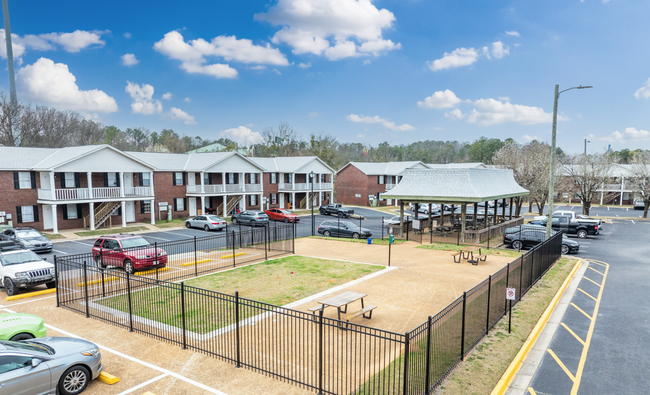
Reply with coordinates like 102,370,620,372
583,277,602,287
547,349,575,382
69,240,96,246
116,373,168,395
589,261,608,267
527,388,537,395
560,323,585,346
53,249,69,255
588,267,605,276
571,303,592,320
143,235,175,242
577,288,597,302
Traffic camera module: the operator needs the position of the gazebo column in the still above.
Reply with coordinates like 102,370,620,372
501,199,506,222
473,203,478,229
428,204,432,234
414,203,418,220
484,201,489,226
509,198,513,220
399,202,404,237
461,204,467,242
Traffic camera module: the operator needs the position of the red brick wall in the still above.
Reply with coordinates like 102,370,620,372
263,173,280,208
0,171,43,230
335,165,370,206
152,172,188,220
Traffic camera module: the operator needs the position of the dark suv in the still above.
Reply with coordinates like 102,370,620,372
231,210,270,226
317,220,372,239
91,234,167,274
503,225,579,255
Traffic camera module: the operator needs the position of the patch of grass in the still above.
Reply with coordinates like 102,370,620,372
309,236,408,245
74,226,147,237
96,256,384,334
42,233,65,240
437,257,578,394
418,243,523,258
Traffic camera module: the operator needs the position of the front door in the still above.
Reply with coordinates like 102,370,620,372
125,201,135,222
189,197,197,216
279,193,285,209
187,172,196,186
43,205,53,230
124,172,134,188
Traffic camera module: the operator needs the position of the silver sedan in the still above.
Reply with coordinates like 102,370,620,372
185,215,228,231
0,337,102,394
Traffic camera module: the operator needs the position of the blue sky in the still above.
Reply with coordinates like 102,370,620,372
2,0,649,154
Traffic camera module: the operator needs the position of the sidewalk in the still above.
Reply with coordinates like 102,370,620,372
49,222,183,243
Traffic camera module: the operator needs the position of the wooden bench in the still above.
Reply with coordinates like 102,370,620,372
469,254,488,266
342,305,377,323
451,251,462,263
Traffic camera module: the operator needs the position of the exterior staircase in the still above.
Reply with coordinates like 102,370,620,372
601,192,619,204
299,192,318,209
224,195,242,216
83,201,121,229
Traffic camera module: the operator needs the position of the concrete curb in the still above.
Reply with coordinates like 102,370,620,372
490,258,584,395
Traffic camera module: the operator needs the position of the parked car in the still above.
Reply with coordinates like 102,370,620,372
0,247,55,296
231,210,270,226
0,337,102,395
1,228,52,254
0,313,47,341
92,234,167,274
317,220,372,239
503,226,580,254
529,216,599,238
553,210,602,229
409,204,440,215
265,208,300,223
634,198,645,210
319,203,354,218
185,215,227,231
384,215,412,225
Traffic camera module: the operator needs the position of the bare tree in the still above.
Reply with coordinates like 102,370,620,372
563,152,616,215
630,150,650,218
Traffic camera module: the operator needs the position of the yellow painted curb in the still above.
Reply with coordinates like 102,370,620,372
490,259,583,395
97,371,120,385
181,258,212,267
220,252,247,259
77,276,119,287
136,267,170,276
6,288,56,301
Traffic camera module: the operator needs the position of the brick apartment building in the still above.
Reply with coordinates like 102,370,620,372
0,145,334,233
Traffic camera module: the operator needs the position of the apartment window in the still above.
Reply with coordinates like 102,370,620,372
378,175,385,184
250,195,258,206
271,193,277,204
175,198,186,211
16,206,38,223
141,173,151,186
204,173,210,185
287,174,293,183
174,172,183,186
107,173,118,187
322,192,326,201
18,172,31,189
228,173,235,184
141,200,151,214
321,174,327,183
66,204,78,220
249,173,255,183
270,173,277,183
64,173,75,188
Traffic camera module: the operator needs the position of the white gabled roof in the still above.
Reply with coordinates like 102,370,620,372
127,151,266,172
426,162,488,169
338,161,428,176
248,156,334,173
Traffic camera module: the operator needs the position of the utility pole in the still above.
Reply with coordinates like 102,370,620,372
2,0,20,146
584,139,590,156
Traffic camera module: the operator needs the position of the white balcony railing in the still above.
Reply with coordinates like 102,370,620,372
278,182,332,191
38,187,152,201
225,184,244,193
246,184,263,192
124,186,153,197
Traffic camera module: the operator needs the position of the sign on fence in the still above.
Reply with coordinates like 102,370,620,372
506,287,516,300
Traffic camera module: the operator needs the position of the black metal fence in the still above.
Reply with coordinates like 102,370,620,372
56,225,563,395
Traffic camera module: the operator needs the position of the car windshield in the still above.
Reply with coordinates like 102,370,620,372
207,216,222,221
0,251,42,266
120,238,150,249
0,340,52,355
342,222,358,229
15,230,42,238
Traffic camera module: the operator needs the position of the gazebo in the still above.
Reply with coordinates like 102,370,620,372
381,168,529,242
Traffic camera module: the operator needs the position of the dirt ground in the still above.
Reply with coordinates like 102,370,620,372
1,238,516,395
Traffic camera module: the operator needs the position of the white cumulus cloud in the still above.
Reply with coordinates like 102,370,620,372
634,78,650,99
254,0,401,61
220,126,264,146
0,29,107,61
168,107,197,125
522,134,541,142
162,92,172,100
184,97,191,102
491,41,509,59
346,114,415,131
428,41,510,71
445,108,465,120
591,128,650,143
298,62,311,68
121,53,139,66
40,30,107,52
418,89,462,109
18,57,117,113
125,81,162,115
467,98,553,126
505,31,520,37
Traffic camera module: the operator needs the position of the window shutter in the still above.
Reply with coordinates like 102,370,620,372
117,207,122,216
63,205,68,220
377,176,380,184
13,172,19,189
74,173,80,188
60,172,66,188
77,204,83,219
174,199,178,212
234,173,239,184
140,201,145,214
104,173,108,187
183,198,187,211
208,173,213,184
116,173,120,187
31,171,37,189
16,206,22,223
139,173,143,187
173,173,177,186
183,173,187,186
33,205,39,222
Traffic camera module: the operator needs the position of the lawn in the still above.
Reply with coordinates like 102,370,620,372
96,256,384,333
74,226,147,237
42,233,65,240
309,235,408,246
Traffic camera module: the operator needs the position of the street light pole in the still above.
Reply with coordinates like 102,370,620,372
584,139,590,156
310,171,315,236
546,84,593,239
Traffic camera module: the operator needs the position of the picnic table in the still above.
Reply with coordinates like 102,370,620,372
309,291,377,325
452,246,486,264
434,226,453,237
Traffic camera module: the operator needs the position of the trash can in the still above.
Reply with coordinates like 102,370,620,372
367,238,372,244
389,235,394,244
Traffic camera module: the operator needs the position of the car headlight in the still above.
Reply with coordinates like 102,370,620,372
16,272,29,279
81,349,99,357
136,255,148,259
49,268,55,275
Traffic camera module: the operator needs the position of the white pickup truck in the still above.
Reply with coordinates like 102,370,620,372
553,210,602,228
0,241,55,296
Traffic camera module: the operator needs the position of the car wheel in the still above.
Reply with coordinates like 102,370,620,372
185,222,192,228
512,240,523,250
95,255,106,269
323,230,331,237
59,365,90,395
284,218,289,223
232,218,238,224
124,259,136,275
3,278,19,296
338,212,344,217
10,332,34,341
577,230,588,239
352,232,360,239
561,244,570,254
204,225,210,231
46,281,56,289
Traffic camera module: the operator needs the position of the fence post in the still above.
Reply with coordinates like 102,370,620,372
487,220,491,249
126,272,133,332
235,291,241,368
486,275,492,334
530,248,534,290
232,231,236,268
101,269,105,298
318,308,324,395
54,255,60,307
292,221,296,253
154,242,159,282
264,226,268,260
194,236,198,276
425,315,432,394
388,239,391,267
460,291,466,360
403,330,411,395
518,256,524,302
83,260,89,318
505,262,510,313
382,216,384,239
181,282,187,349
